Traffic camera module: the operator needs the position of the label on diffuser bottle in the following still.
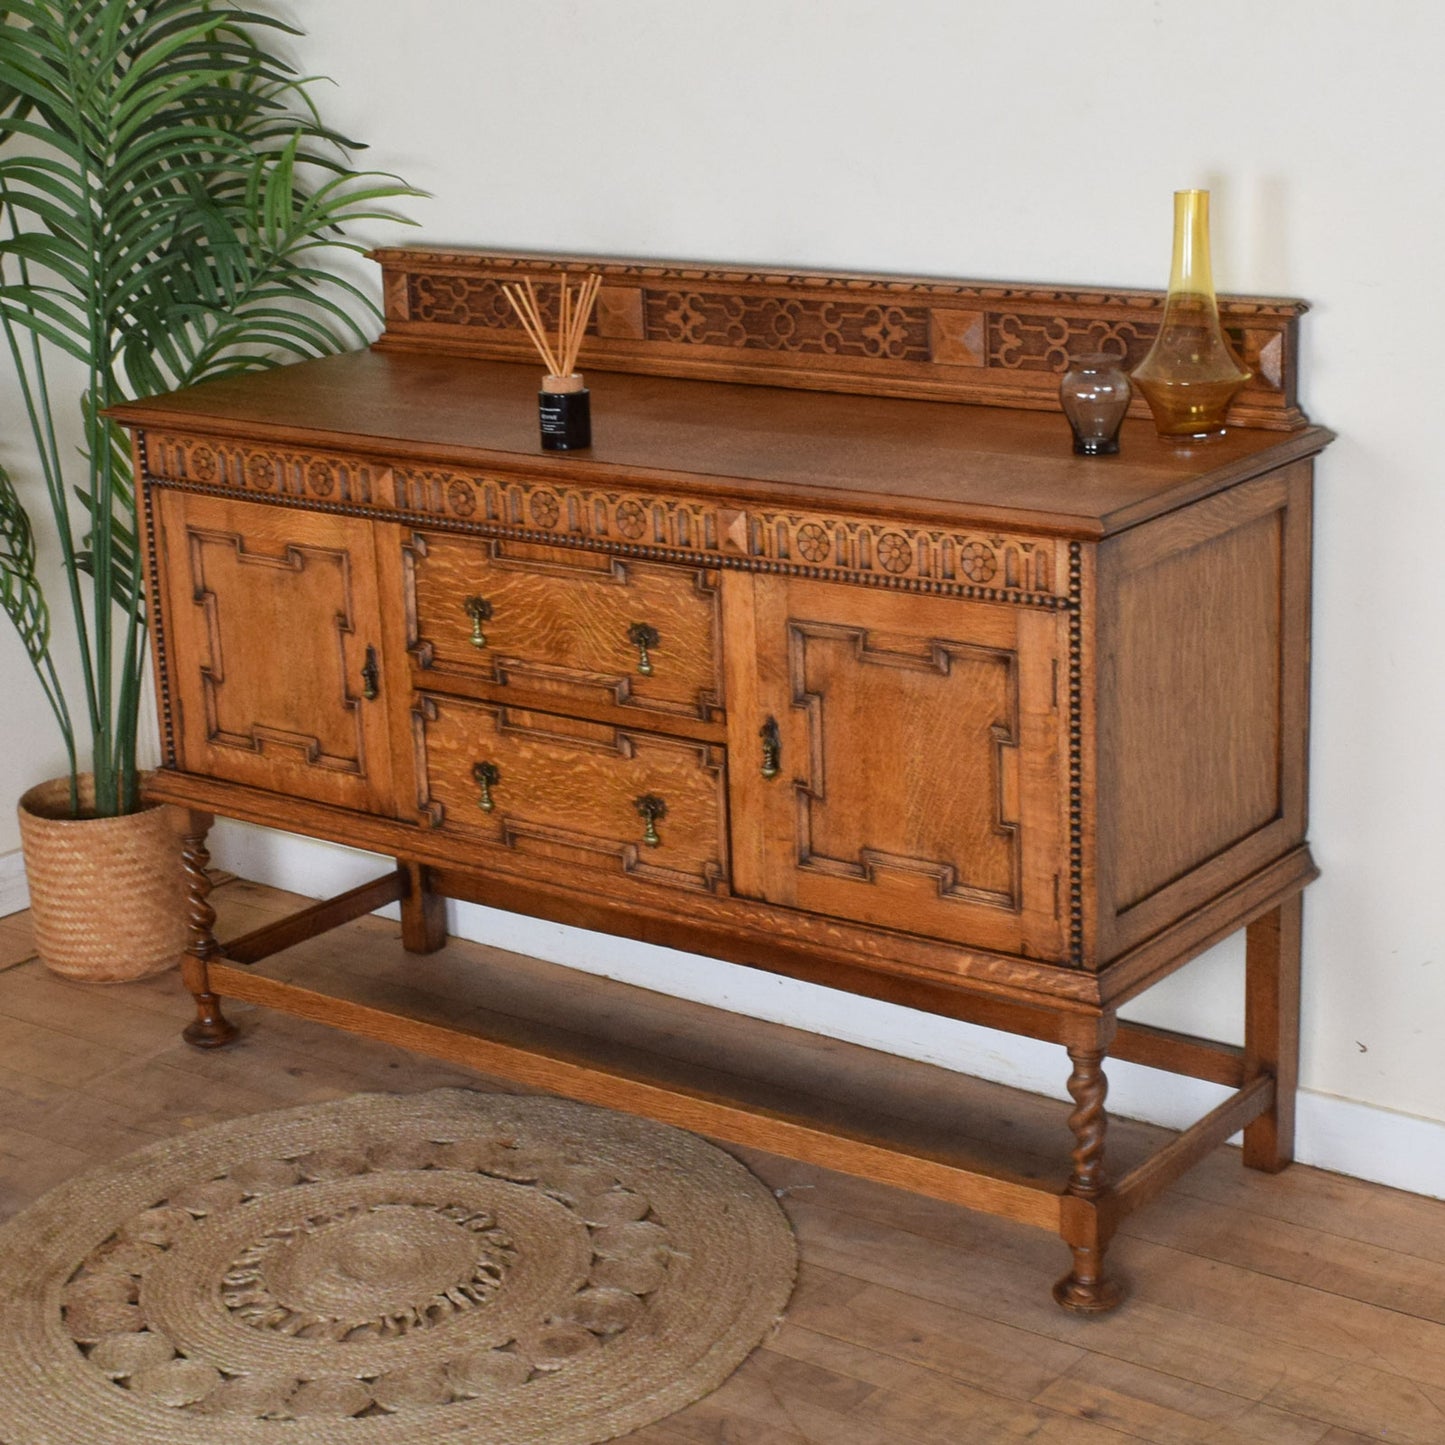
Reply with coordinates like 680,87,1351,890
538,388,591,450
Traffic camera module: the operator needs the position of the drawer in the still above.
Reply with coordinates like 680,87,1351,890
402,532,724,725
412,693,728,893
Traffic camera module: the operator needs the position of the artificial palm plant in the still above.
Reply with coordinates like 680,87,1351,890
0,0,414,819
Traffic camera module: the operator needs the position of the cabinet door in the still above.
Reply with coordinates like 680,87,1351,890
726,574,1070,959
153,490,395,813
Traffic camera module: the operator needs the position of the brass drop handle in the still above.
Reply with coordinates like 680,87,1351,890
463,595,493,649
634,793,666,848
360,646,380,701
760,716,781,780
627,621,659,676
473,761,500,812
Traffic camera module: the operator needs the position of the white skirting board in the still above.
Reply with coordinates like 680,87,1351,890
211,820,1445,1203
0,849,29,919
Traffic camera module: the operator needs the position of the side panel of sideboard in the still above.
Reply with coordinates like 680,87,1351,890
1092,461,1313,963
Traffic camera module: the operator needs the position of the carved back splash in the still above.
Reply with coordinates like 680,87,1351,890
370,247,1307,432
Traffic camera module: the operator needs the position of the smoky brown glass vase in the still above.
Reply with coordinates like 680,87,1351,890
1059,354,1131,456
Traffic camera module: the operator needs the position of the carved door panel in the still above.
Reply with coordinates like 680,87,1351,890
153,490,395,813
726,575,1070,959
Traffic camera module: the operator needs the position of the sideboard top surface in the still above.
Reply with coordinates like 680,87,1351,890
113,347,1330,538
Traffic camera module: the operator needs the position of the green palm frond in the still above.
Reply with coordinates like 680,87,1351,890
0,464,47,660
0,462,74,762
73,391,139,608
0,0,419,815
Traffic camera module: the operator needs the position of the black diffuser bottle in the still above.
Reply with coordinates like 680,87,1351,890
502,272,601,454
539,373,591,451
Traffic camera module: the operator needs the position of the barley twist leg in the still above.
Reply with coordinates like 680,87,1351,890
1053,1044,1124,1312
179,815,236,1049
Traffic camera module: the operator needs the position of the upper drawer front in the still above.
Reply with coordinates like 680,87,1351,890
414,693,728,894
404,532,724,724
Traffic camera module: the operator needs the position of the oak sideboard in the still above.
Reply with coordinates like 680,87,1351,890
113,248,1330,1312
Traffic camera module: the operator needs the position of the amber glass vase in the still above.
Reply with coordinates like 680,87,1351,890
1131,190,1251,440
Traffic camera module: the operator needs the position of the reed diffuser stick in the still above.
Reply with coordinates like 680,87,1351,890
560,273,601,377
503,272,603,451
560,271,571,376
502,281,559,375
502,271,601,381
508,286,549,365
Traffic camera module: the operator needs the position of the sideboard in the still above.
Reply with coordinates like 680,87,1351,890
113,248,1330,1312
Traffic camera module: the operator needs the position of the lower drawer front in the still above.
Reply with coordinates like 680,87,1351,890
413,694,727,893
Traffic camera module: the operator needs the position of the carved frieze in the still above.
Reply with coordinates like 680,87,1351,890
140,430,1070,606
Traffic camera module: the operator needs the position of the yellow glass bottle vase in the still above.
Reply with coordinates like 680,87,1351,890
1132,190,1251,440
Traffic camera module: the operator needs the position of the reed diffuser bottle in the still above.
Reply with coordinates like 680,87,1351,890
1131,190,1251,440
503,273,601,450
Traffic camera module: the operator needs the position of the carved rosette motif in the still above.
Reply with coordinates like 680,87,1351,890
958,540,997,584
447,480,477,518
141,431,1069,605
306,460,336,498
528,490,560,529
794,522,831,563
189,445,217,482
614,500,648,539
874,533,912,574
245,453,277,490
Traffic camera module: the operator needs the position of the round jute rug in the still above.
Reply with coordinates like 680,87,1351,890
0,1089,796,1445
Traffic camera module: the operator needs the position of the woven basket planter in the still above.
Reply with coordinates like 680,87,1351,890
16,776,188,983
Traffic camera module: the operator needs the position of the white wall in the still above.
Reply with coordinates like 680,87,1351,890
6,2,1445,1190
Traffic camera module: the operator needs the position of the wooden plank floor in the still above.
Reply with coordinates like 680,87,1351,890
1,878,1442,1444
